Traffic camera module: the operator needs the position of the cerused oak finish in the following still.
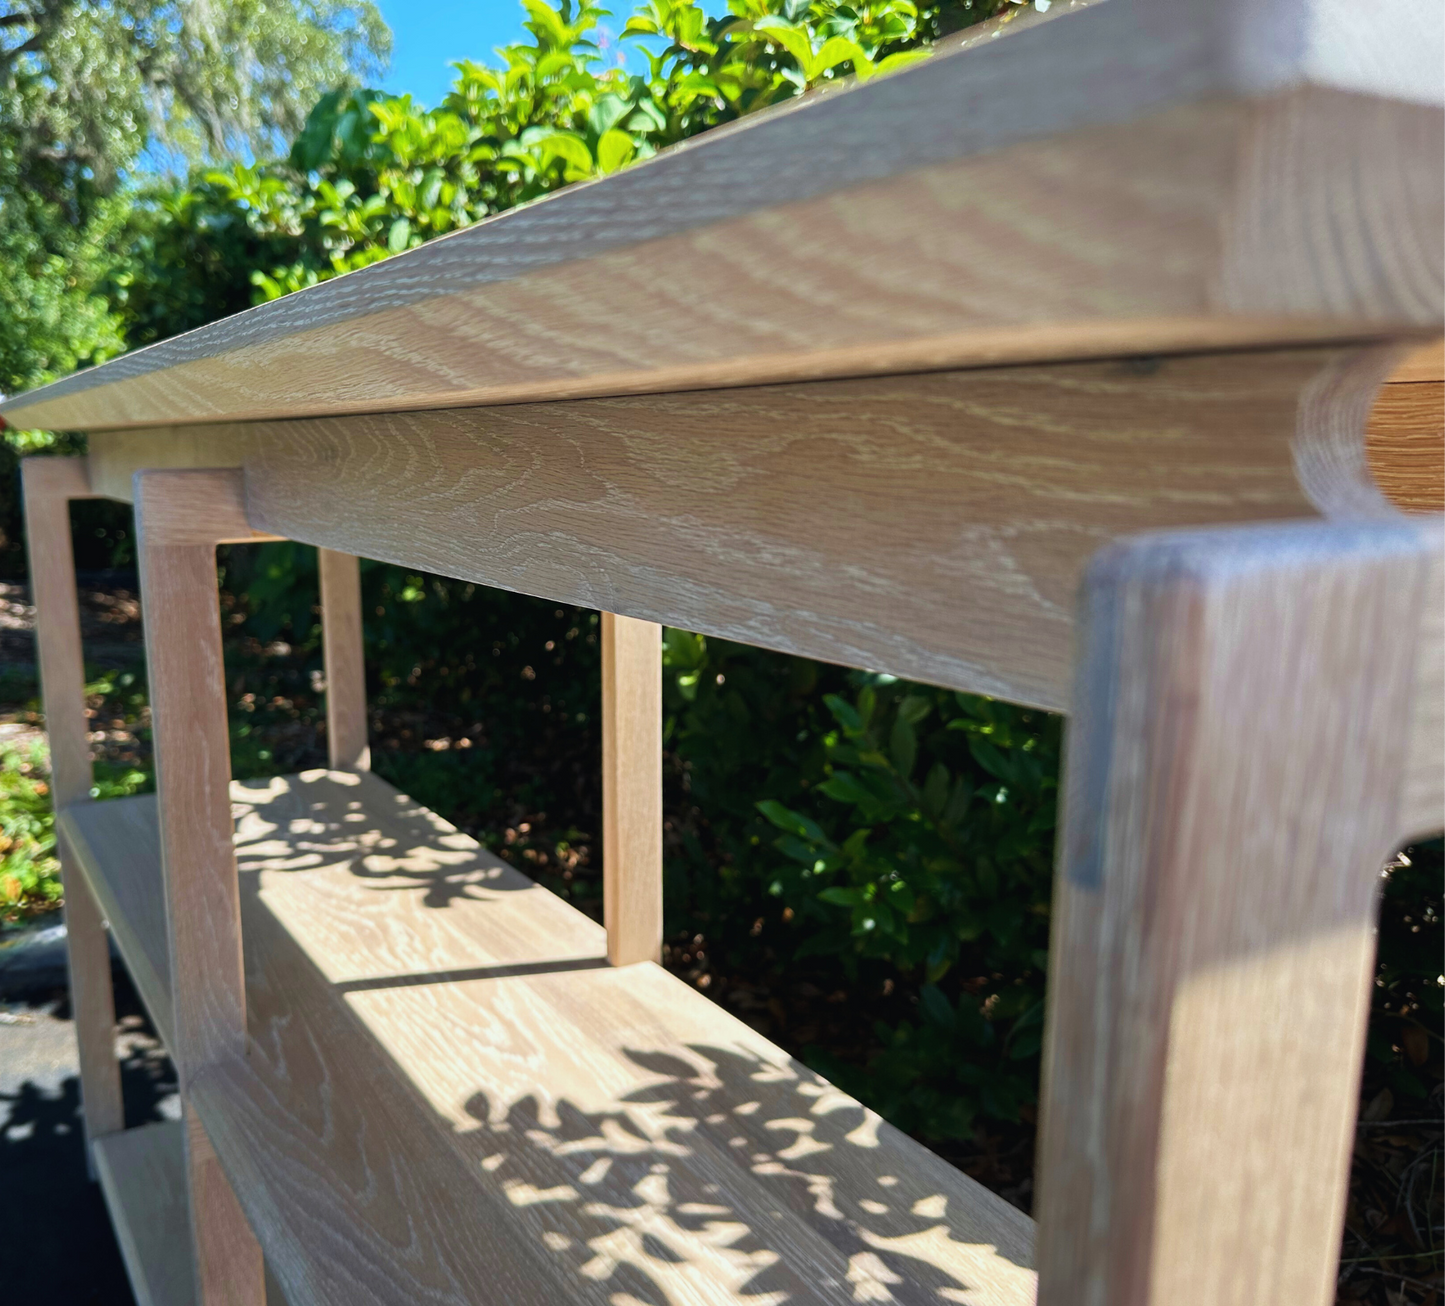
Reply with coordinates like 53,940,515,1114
601,611,664,966
9,0,1442,1301
85,345,1415,710
1,0,1439,433
1035,517,1444,1306
133,469,275,1306
62,793,175,1047
61,768,1041,1305
20,459,124,1161
317,548,371,772
93,1122,200,1306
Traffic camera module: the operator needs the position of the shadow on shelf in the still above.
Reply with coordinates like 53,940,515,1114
218,768,1035,1305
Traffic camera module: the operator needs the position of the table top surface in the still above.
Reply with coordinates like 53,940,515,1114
2,0,1440,435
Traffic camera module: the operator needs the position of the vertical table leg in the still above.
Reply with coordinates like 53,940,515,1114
317,548,370,772
134,468,269,1306
602,611,663,966
59,830,124,1147
1035,516,1444,1306
21,457,123,1167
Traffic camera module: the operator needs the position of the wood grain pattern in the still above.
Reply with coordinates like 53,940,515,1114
1366,341,1444,512
88,428,249,501
133,468,265,1306
64,797,293,1306
1366,383,1444,511
1388,339,1445,384
602,612,663,966
239,768,1036,1305
3,0,1439,432
20,458,98,809
1401,545,1445,842
1034,516,1444,1306
60,793,173,1048
21,457,125,1157
62,769,1039,1304
103,346,1398,712
58,840,126,1147
317,549,371,772
187,1106,266,1306
133,467,279,546
134,504,247,1070
93,1120,200,1306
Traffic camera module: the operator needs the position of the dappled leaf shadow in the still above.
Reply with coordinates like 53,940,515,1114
230,768,1035,1303
232,769,534,911
439,1035,1034,1303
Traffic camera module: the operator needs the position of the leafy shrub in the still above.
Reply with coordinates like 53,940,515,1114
208,0,948,289
657,632,1058,1140
0,741,59,923
105,0,1014,344
0,731,149,925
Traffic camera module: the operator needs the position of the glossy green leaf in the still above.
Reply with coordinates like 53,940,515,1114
596,128,636,174
756,799,830,846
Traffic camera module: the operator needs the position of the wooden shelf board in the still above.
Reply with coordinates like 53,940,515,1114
93,1121,197,1306
68,768,1036,1305
61,794,174,1049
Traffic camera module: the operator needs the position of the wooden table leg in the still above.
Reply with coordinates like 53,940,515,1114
21,457,124,1169
602,611,663,966
317,548,370,772
1035,516,1445,1306
134,468,274,1306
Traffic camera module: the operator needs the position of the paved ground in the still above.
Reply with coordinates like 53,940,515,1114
0,924,178,1305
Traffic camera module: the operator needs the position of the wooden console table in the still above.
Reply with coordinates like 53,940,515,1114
6,1,1443,1302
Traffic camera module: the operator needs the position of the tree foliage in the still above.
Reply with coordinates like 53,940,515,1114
1,0,389,181
0,0,388,395
0,170,128,398
119,0,1010,335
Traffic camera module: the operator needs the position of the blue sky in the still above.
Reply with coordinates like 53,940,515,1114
374,1,648,107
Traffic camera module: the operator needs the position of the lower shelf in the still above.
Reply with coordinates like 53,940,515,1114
62,792,173,1049
93,1121,197,1306
66,769,1037,1305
